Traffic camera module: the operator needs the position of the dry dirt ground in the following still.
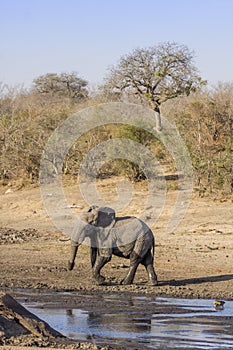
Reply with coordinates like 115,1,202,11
0,178,233,348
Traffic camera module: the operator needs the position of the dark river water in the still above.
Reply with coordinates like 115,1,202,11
21,292,233,349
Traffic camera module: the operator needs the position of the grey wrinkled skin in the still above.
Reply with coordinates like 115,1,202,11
68,206,158,286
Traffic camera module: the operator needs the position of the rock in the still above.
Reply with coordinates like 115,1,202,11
0,293,119,348
0,293,63,340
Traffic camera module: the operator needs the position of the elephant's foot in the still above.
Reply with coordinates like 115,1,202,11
146,266,158,286
147,278,158,286
92,274,106,285
120,277,133,285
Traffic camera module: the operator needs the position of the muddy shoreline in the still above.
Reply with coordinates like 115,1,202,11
1,288,233,350
1,183,232,301
1,236,233,301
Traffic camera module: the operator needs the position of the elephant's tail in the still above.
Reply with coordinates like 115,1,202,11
151,235,155,260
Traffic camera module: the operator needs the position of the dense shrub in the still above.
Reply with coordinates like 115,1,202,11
0,82,232,196
163,83,233,195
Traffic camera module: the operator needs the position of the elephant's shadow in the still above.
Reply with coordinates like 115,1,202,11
159,274,233,287
100,274,233,287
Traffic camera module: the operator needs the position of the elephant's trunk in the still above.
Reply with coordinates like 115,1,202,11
68,240,80,271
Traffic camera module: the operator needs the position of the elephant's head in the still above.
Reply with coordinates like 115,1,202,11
83,205,116,228
68,205,116,270
71,205,116,243
80,206,99,226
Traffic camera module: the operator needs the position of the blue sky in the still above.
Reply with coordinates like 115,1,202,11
0,0,233,89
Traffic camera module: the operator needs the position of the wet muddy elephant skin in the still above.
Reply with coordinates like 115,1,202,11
68,206,158,286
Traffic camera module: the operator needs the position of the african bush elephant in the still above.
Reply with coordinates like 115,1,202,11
68,206,158,286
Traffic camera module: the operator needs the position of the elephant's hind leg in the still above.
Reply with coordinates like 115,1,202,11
145,264,158,286
121,252,141,285
142,251,158,286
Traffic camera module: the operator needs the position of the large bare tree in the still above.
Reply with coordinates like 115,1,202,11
103,42,205,130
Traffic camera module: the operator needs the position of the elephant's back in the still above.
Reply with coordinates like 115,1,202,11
115,216,151,230
113,216,153,241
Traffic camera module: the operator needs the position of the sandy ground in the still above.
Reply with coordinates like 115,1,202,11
0,178,233,348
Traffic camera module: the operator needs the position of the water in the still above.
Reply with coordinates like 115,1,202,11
23,293,233,349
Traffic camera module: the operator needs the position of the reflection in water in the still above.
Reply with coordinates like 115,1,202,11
25,295,233,350
66,309,73,316
87,312,151,343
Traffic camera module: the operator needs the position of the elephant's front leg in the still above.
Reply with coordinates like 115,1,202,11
91,247,97,267
92,254,111,285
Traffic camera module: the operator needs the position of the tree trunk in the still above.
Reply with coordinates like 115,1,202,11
154,106,162,132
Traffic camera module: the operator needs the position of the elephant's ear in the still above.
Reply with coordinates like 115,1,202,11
80,210,98,225
96,207,116,228
87,205,99,212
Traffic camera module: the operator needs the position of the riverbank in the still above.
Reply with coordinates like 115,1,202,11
0,181,232,300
